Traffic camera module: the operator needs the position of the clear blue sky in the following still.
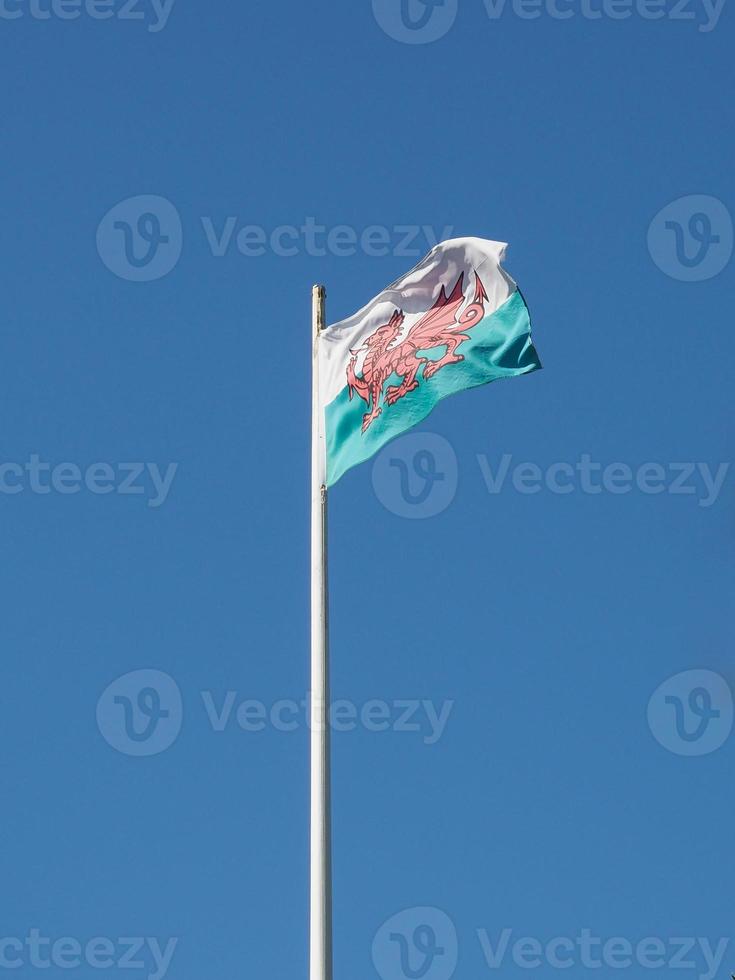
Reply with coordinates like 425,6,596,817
1,2,734,980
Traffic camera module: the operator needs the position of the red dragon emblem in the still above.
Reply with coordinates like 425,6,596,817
347,271,488,432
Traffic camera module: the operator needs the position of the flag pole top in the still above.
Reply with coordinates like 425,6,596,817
312,285,326,335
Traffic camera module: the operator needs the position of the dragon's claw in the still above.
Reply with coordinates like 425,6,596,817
361,408,382,432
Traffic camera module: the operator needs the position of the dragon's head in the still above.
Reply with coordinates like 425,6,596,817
370,309,405,350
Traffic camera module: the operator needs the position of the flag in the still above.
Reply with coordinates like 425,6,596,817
319,237,541,487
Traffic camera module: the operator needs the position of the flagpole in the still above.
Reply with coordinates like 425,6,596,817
310,284,332,980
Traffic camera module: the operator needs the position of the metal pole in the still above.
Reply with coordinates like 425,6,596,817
310,284,332,980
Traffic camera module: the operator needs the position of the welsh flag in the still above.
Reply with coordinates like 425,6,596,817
319,237,542,487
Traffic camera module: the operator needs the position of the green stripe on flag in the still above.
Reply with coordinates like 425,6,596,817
325,289,541,487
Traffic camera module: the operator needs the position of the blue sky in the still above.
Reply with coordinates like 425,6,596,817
1,2,734,980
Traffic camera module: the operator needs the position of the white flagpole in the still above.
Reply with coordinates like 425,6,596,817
310,284,332,980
